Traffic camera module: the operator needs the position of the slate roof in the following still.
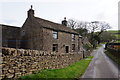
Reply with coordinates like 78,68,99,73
0,24,20,29
0,24,20,39
35,17,79,34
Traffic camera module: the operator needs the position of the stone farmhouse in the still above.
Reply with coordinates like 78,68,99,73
1,6,83,53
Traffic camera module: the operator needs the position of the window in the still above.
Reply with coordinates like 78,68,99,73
53,44,58,52
72,34,75,41
53,31,58,39
65,46,69,53
72,44,75,51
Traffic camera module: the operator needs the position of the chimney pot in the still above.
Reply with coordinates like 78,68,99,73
62,17,67,26
28,5,34,18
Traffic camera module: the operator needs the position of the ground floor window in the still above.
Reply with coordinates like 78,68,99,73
53,44,58,52
65,46,69,53
72,44,75,51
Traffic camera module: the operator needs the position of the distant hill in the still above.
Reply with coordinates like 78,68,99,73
106,30,120,42
106,30,120,33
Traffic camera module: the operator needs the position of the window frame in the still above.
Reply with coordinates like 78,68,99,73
72,34,75,41
52,44,58,52
72,44,75,51
53,31,58,39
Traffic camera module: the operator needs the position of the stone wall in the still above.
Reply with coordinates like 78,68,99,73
2,25,20,48
43,28,79,53
1,47,83,79
21,17,43,50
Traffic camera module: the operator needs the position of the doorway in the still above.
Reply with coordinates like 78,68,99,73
65,46,69,53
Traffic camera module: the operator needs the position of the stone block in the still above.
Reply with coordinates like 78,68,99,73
6,73,14,78
8,69,14,73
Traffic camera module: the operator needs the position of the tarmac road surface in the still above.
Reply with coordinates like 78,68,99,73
82,44,120,78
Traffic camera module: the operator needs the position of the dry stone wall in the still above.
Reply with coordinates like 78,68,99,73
1,47,83,79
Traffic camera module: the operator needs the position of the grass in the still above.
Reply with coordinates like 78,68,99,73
105,50,120,66
115,40,120,43
95,44,102,49
107,30,119,33
98,44,102,47
114,34,120,39
19,56,93,79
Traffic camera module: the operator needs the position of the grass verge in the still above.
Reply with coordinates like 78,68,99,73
19,56,93,79
96,44,102,49
105,50,120,66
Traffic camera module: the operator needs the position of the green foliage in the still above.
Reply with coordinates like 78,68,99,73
105,51,120,66
96,44,102,49
88,32,101,48
99,31,116,42
106,30,120,39
93,34,100,44
115,40,120,43
93,30,120,44
32,71,37,74
106,30,120,33
19,56,93,79
75,28,88,36
83,43,93,51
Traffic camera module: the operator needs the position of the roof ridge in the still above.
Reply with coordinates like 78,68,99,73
34,17,79,34
35,17,61,26
0,24,20,28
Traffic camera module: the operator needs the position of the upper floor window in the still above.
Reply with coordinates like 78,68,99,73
72,34,75,41
53,31,58,39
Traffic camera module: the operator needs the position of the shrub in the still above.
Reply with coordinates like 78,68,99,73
83,43,92,51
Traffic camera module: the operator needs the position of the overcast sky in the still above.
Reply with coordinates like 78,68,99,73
0,0,119,30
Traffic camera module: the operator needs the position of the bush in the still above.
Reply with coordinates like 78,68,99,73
83,43,92,51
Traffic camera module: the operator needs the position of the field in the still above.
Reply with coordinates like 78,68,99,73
107,30,120,42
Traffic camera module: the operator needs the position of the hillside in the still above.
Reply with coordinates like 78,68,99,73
107,30,120,42
107,30,120,33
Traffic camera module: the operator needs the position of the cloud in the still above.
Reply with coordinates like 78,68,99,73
3,19,17,24
0,0,119,30
96,12,106,20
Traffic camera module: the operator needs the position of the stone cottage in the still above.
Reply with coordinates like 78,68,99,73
1,6,82,53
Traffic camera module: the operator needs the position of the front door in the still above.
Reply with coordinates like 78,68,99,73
65,46,69,53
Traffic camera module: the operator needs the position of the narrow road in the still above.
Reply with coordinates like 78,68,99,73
82,44,120,78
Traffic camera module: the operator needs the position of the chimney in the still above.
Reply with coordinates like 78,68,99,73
27,5,34,18
62,17,67,26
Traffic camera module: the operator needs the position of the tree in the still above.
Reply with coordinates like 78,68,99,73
67,18,111,48
88,21,111,34
99,32,116,43
76,21,89,29
90,22,111,38
67,19,77,29
75,28,88,36
67,19,89,36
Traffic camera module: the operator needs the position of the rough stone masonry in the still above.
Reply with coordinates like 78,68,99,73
1,47,85,79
